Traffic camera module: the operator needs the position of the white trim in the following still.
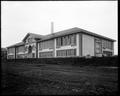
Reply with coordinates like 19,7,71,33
38,49,53,52
102,48,113,52
17,52,25,54
38,43,39,58
54,38,56,57
56,45,77,50
8,53,14,55
76,34,79,56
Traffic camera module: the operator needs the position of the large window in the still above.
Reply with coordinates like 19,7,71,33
8,48,15,54
56,34,76,47
103,51,112,56
57,49,76,57
16,54,24,59
8,55,14,59
102,40,113,50
16,46,25,53
39,40,54,50
39,51,53,58
95,38,102,54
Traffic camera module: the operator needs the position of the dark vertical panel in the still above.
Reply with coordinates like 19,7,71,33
94,37,96,56
15,47,16,59
36,42,38,58
112,42,114,55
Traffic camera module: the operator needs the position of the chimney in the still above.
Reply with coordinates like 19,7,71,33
51,22,54,34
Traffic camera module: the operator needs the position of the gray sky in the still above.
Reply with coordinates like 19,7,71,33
1,1,118,55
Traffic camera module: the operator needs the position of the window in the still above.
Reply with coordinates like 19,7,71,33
56,34,76,47
39,51,53,58
8,48,15,54
102,40,113,50
95,39,102,54
39,40,54,50
57,49,76,57
32,53,35,58
103,51,112,56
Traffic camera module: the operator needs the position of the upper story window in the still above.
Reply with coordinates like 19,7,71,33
102,40,113,50
8,48,15,54
56,34,76,47
16,46,25,53
39,40,54,50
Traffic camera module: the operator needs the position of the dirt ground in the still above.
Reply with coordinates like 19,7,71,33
1,61,118,95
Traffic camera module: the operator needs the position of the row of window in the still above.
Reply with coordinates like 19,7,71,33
16,54,25,59
57,49,76,57
39,40,54,50
103,51,112,56
39,51,53,57
56,34,76,47
95,39,102,54
16,46,25,53
102,40,113,50
8,48,15,54
8,55,15,59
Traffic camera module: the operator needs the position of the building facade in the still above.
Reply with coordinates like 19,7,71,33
1,48,7,59
7,27,115,59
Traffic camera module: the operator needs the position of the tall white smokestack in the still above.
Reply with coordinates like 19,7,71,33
51,22,54,34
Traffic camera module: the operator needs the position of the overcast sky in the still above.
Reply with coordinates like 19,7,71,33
1,1,118,55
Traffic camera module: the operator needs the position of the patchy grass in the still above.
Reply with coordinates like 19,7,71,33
1,61,118,95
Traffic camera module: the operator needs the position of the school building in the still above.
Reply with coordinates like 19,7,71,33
7,27,115,59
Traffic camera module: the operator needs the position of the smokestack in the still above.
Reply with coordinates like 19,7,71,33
51,22,54,34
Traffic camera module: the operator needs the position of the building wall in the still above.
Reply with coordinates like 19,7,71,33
1,48,7,59
82,34,95,56
7,32,114,59
94,38,102,57
102,39,114,56
25,43,36,58
55,33,77,57
38,39,54,58
7,47,15,59
16,45,25,59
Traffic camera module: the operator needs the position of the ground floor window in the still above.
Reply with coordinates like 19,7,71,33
16,54,25,58
8,55,14,59
39,51,53,58
57,49,76,57
32,53,35,58
103,51,112,56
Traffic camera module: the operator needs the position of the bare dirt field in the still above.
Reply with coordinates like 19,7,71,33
1,61,118,95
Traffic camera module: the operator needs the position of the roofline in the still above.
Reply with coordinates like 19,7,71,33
37,28,116,42
7,27,116,48
80,30,116,42
7,42,25,48
22,33,30,42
